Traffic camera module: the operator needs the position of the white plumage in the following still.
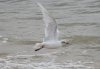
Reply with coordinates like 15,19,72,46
34,3,69,51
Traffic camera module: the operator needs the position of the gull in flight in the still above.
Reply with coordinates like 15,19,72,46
34,3,69,51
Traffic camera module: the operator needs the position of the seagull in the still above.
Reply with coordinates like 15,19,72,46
34,3,69,51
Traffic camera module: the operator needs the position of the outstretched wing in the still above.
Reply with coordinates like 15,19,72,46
37,3,58,42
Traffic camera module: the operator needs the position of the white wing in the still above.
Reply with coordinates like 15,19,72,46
37,3,58,41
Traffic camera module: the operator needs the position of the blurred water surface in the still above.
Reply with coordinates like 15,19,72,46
0,0,100,69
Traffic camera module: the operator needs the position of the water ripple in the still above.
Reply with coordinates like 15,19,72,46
0,12,19,14
15,17,42,20
59,23,98,27
9,0,27,3
0,0,11,3
77,10,100,14
0,55,94,69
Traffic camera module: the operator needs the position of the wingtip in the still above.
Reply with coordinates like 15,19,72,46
37,2,47,11
37,2,43,9
36,2,41,6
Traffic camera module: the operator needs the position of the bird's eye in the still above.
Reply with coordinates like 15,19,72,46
42,45,44,48
61,41,69,44
61,41,66,43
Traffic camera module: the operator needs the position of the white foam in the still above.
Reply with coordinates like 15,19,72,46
0,55,94,69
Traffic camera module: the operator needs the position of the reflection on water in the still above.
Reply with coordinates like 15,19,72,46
0,0,100,69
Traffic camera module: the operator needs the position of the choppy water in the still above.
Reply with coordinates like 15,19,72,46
0,0,100,69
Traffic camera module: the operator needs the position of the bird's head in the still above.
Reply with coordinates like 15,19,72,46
33,43,45,51
61,40,69,46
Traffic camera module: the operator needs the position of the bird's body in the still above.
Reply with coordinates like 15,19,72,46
34,3,69,51
42,41,62,48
